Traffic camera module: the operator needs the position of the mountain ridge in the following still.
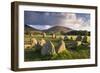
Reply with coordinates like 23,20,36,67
25,24,72,33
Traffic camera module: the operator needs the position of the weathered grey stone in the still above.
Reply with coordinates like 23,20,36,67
64,35,69,41
76,35,82,41
41,41,56,55
66,41,77,50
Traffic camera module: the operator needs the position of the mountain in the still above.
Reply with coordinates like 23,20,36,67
25,25,72,34
43,26,72,33
25,25,38,31
25,24,89,36
24,25,41,33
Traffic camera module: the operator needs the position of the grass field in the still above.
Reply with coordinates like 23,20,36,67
24,34,90,61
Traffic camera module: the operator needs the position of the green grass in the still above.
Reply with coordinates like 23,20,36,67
24,34,90,61
25,35,90,43
24,47,90,61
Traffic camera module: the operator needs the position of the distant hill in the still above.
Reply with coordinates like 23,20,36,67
24,25,42,33
24,25,39,31
43,26,72,33
24,25,72,34
25,24,90,36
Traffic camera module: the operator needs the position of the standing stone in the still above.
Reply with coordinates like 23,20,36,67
56,40,67,53
39,38,46,46
76,35,82,41
31,38,37,47
60,35,64,40
24,44,32,49
42,32,46,38
52,33,56,39
82,36,87,43
64,35,69,41
30,33,34,37
41,41,56,55
66,41,77,50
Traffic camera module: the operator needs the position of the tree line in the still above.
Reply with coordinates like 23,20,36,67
61,30,90,36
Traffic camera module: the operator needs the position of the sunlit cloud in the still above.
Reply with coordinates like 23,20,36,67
29,25,52,30
24,11,90,31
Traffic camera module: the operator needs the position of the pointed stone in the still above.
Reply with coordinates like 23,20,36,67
39,38,46,46
31,38,37,46
56,40,67,53
42,32,46,38
41,41,56,55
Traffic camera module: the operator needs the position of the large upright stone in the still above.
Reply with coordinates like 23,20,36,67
56,40,67,53
42,32,46,38
31,38,37,47
52,33,56,39
64,35,69,41
66,40,77,50
41,41,56,55
76,35,82,41
30,33,34,37
39,38,46,46
82,36,87,43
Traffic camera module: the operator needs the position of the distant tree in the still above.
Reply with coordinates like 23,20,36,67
66,30,90,36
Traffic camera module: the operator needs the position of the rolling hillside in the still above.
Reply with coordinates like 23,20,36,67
25,25,72,34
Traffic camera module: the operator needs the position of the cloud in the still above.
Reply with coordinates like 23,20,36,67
54,13,90,31
24,11,90,31
29,25,52,30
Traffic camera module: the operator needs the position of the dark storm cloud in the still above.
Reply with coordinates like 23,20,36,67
24,11,90,30
24,11,67,26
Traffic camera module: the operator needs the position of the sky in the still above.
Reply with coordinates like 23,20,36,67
24,11,90,31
